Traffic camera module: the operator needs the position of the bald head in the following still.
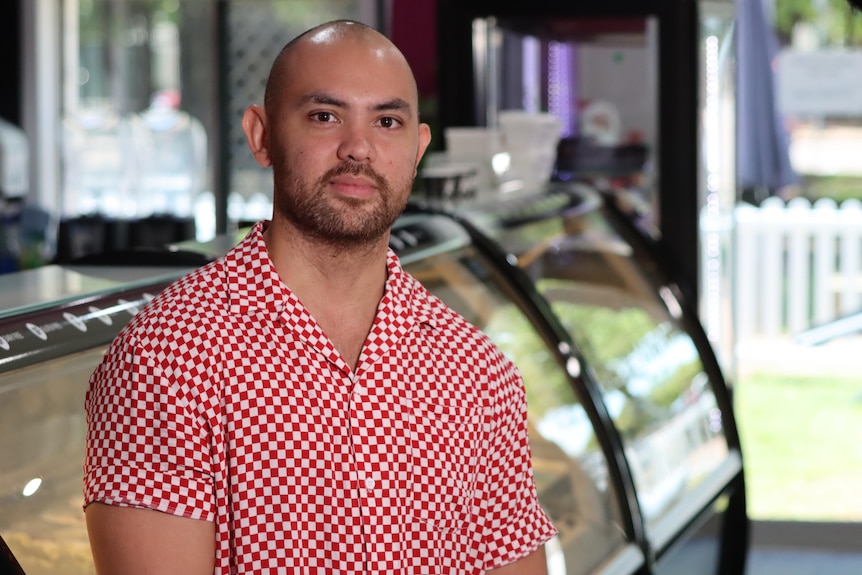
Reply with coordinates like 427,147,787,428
263,20,418,116
241,19,431,255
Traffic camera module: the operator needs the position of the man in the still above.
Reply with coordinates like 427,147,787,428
84,20,556,574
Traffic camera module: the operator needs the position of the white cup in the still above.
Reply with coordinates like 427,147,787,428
444,127,504,191
498,111,562,188
498,110,562,150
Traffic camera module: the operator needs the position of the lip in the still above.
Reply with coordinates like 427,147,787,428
329,175,378,199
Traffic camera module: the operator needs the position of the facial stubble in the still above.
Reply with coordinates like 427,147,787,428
272,159,412,251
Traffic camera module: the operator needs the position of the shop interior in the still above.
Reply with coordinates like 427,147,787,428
1,1,862,574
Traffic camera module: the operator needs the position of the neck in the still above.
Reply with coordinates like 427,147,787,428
265,220,389,291
264,220,390,370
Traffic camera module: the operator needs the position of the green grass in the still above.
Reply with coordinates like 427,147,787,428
735,372,862,520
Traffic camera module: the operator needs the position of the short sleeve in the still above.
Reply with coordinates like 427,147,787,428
481,359,558,570
83,334,215,521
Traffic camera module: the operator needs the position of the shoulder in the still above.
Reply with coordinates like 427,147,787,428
89,260,231,418
117,258,232,355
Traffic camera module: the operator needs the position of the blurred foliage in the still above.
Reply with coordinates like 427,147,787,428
539,286,705,438
775,0,818,38
483,303,577,422
546,294,653,392
79,0,180,43
271,0,362,31
799,174,862,203
775,0,862,46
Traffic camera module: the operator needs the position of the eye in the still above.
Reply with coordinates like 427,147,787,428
378,116,400,129
313,111,336,123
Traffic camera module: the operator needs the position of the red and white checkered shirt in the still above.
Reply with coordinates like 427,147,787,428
84,221,556,574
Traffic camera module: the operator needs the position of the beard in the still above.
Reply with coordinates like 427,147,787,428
272,159,412,250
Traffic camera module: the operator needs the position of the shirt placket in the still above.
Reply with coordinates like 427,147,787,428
347,370,375,572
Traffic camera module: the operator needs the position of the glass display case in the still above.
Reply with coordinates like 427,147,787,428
0,265,194,575
445,180,746,574
0,202,744,574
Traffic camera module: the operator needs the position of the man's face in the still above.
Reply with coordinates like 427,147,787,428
263,35,431,248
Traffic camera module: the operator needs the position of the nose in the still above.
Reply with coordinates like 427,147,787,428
337,123,376,163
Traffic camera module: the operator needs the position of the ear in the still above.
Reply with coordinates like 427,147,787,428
414,122,432,169
242,105,272,167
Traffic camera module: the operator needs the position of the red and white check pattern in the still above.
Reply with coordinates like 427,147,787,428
84,221,556,574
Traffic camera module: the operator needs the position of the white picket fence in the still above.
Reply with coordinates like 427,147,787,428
732,196,862,342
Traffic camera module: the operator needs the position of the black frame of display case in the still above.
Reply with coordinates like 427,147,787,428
1,211,648,574
598,189,748,575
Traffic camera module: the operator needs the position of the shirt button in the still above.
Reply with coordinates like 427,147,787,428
353,384,364,395
364,478,375,491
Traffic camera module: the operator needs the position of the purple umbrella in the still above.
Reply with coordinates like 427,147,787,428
737,0,798,199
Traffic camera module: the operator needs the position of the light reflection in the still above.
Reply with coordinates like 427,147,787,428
23,477,42,497
658,285,684,319
492,151,511,175
536,403,593,457
566,356,581,378
545,534,566,575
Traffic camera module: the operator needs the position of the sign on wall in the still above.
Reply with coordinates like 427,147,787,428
776,49,862,117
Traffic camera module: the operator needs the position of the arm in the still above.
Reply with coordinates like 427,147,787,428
86,502,215,575
85,330,218,574
487,545,548,575
480,356,557,572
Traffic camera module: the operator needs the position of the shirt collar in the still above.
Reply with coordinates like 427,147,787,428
224,221,290,317
222,221,435,328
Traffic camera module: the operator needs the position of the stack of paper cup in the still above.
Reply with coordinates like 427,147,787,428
498,110,562,190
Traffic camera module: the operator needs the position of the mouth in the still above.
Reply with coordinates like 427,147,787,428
329,175,378,199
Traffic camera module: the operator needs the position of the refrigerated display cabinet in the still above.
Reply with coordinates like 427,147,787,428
422,180,748,574
0,201,744,574
0,264,198,575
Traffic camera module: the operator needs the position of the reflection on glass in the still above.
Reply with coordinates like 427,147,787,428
548,297,725,521
133,92,208,218
491,195,731,533
2,231,632,575
62,107,137,218
66,2,215,221
0,352,102,575
405,248,627,574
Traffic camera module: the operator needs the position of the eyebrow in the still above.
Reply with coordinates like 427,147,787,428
300,92,413,116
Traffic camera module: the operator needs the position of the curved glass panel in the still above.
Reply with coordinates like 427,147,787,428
0,273,164,575
0,351,102,575
462,184,735,550
404,245,629,574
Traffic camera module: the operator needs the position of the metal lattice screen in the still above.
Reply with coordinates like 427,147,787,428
225,1,377,212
